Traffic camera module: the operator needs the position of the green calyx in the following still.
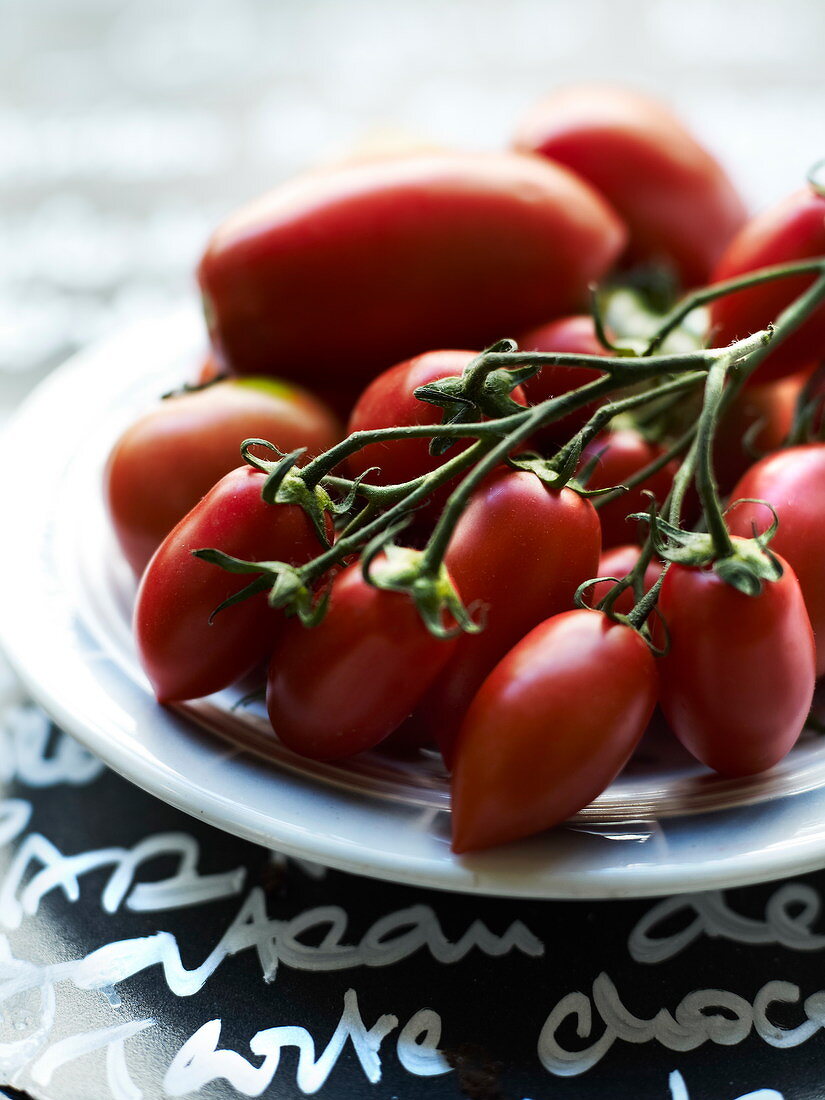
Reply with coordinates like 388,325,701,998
414,340,532,458
631,510,782,597
192,548,327,627
240,437,332,547
362,541,479,641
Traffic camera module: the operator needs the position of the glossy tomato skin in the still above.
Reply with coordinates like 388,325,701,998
517,315,608,444
348,350,480,484
198,153,626,386
451,609,657,853
727,446,825,675
590,544,662,616
657,552,815,776
135,466,327,703
413,470,602,764
346,350,527,530
581,429,676,549
710,188,825,383
107,378,340,576
266,559,457,761
514,84,746,287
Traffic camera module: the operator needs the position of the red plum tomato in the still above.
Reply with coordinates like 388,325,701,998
413,469,601,765
657,552,815,776
198,152,626,387
451,608,658,852
266,558,457,761
134,466,328,703
106,378,340,576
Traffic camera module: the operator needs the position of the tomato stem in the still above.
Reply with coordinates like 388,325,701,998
644,258,825,356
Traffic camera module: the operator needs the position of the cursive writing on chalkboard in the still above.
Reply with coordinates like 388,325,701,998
163,988,450,1095
629,885,825,964
537,972,825,1076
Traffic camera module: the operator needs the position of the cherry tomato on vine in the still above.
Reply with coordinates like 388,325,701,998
451,608,658,852
517,315,609,444
513,84,746,287
727,445,825,675
266,559,457,761
710,187,825,384
135,466,329,703
589,544,662,616
198,152,626,387
412,469,601,765
580,429,676,549
657,550,815,776
107,378,340,576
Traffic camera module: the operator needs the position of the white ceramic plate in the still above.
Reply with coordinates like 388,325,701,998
3,311,825,898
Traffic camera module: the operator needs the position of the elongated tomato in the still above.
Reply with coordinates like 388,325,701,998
413,470,601,764
514,84,746,286
266,559,457,761
198,152,626,386
657,554,815,776
451,609,657,852
135,466,327,703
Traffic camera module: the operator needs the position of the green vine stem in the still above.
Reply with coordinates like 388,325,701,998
644,258,825,357
298,343,723,491
552,370,704,481
694,354,736,558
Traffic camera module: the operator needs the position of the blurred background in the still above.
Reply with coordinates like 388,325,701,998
2,0,824,418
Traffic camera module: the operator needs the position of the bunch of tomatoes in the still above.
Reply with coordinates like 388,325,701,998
104,84,825,854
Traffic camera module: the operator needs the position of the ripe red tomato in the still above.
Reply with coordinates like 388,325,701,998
580,429,676,549
710,188,825,383
657,551,815,776
198,152,626,386
107,378,340,576
517,314,609,443
135,466,328,703
451,609,657,852
513,84,746,287
727,445,825,675
412,469,601,765
266,558,457,761
713,371,804,494
589,544,662,616
346,350,526,501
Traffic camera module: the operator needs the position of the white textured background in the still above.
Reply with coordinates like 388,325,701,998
2,0,824,417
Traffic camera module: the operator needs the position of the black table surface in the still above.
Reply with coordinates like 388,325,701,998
0,686,823,1100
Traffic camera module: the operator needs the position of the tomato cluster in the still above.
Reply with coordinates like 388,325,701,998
107,85,825,855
